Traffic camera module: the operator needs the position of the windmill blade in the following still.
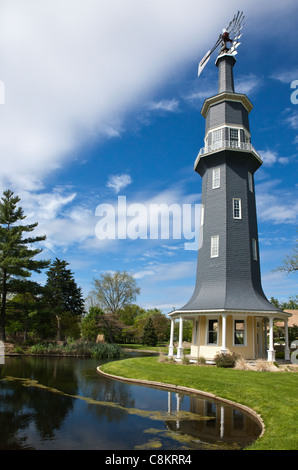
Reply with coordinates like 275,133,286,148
198,12,244,78
232,11,244,32
231,42,241,50
225,11,238,32
198,51,211,77
227,11,245,37
198,35,221,77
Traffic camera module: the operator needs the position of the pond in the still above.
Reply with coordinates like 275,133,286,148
0,354,262,450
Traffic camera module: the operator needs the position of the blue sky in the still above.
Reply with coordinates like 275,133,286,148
0,0,297,312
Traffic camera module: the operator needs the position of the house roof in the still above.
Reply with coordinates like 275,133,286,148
276,310,298,327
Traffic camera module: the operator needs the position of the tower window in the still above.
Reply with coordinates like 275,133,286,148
233,198,242,219
230,128,239,142
200,205,205,226
212,168,220,189
211,235,219,258
252,238,258,261
248,172,253,192
212,129,222,149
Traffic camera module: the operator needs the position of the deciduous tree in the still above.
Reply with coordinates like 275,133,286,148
90,271,140,315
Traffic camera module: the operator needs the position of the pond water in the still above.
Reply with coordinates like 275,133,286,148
0,354,261,450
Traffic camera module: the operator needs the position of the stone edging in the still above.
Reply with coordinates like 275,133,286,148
97,365,265,439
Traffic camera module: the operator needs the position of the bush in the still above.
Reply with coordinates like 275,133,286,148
214,352,238,368
30,341,123,359
234,357,252,370
196,356,206,365
90,343,123,359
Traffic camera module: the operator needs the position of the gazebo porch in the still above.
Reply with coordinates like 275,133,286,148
168,310,291,362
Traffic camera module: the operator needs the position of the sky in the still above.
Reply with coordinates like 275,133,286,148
0,0,297,313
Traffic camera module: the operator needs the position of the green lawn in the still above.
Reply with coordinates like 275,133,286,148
100,356,298,450
119,343,191,354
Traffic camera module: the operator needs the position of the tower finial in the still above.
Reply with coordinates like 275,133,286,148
198,11,244,77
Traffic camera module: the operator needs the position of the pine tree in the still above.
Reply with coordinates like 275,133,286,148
44,258,85,340
141,317,158,346
0,190,50,341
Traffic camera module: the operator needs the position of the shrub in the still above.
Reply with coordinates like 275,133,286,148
30,341,123,359
158,352,166,363
254,359,279,372
196,356,206,365
234,357,252,370
214,352,238,368
90,343,123,359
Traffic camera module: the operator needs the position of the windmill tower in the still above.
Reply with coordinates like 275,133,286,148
168,12,291,362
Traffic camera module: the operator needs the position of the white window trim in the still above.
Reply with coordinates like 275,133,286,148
212,168,220,189
205,124,251,145
233,318,247,347
200,205,205,226
233,198,242,219
212,128,222,143
206,318,219,345
230,127,240,143
210,235,219,258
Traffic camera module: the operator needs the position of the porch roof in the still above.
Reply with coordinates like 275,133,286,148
168,308,292,321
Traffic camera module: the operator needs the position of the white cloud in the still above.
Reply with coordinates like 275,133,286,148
106,174,132,193
0,0,295,193
258,150,278,166
271,68,298,83
147,99,179,112
258,149,291,166
133,260,196,282
256,179,298,225
235,74,262,95
286,112,298,129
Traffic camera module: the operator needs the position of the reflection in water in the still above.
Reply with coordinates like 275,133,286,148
0,357,261,450
164,392,261,449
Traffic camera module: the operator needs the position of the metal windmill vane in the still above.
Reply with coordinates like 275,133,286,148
198,11,245,77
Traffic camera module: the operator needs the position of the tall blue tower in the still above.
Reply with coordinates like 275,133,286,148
168,15,291,362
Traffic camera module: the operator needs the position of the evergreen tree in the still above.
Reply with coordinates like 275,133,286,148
141,317,158,346
44,258,85,340
0,190,49,341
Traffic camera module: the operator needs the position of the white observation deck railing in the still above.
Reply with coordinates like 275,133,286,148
198,140,258,157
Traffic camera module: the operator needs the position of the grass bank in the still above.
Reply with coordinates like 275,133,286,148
13,341,123,359
100,355,298,450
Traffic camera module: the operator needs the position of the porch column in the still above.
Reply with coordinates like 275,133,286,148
221,314,227,354
168,318,175,357
267,316,275,361
284,319,290,361
263,318,268,358
176,316,184,359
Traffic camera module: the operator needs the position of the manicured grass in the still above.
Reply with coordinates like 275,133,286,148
119,343,168,352
100,356,298,450
120,344,191,354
